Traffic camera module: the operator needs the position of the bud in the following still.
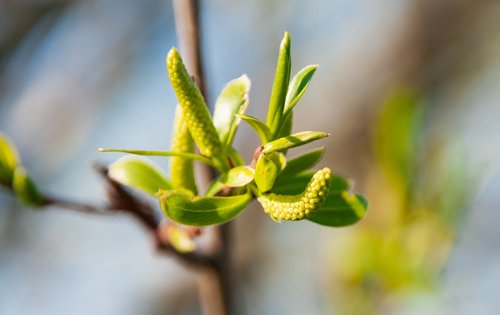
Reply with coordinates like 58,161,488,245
13,167,44,207
258,167,332,221
167,48,221,158
171,106,198,194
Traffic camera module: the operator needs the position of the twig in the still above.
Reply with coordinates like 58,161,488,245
43,197,111,216
40,163,216,268
172,1,235,314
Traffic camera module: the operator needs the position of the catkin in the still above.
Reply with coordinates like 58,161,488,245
258,167,332,222
167,48,221,158
171,106,198,194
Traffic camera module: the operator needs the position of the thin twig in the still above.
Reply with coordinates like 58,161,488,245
43,197,112,216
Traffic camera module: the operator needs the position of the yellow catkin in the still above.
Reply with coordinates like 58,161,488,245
258,167,332,222
167,48,221,158
171,106,198,194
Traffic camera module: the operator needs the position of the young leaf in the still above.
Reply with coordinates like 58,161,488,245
108,156,172,196
12,167,44,206
160,190,251,226
213,75,251,150
276,111,293,139
283,65,318,115
262,131,329,154
238,114,271,144
267,152,286,172
279,147,325,178
98,148,215,167
266,32,291,138
254,154,278,193
307,192,367,227
272,171,350,195
0,132,20,185
220,166,254,188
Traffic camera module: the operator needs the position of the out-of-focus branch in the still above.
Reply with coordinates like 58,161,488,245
172,1,235,315
21,163,213,268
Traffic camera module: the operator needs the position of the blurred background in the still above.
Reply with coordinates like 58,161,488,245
1,0,500,314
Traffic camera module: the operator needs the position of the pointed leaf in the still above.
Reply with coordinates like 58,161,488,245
98,148,214,167
262,131,329,154
284,65,318,115
254,154,278,193
220,166,254,187
276,111,293,139
0,132,20,185
279,147,324,177
307,192,367,227
108,156,172,196
213,75,251,150
266,32,291,137
160,190,251,226
13,167,44,206
273,171,350,195
239,114,271,144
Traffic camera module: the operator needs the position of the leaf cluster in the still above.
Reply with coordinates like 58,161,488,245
100,33,367,228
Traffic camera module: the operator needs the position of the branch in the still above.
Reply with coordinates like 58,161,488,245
172,1,235,314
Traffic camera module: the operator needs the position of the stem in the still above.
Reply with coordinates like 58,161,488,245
172,1,235,314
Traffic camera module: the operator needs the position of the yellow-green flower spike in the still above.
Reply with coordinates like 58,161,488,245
171,105,198,194
167,48,221,158
258,167,332,222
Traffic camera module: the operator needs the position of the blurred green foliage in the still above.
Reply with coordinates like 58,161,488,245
331,89,476,314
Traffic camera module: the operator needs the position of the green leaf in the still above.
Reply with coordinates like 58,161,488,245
272,171,350,195
254,154,278,193
279,147,324,177
266,32,291,138
283,65,318,115
276,111,293,139
160,190,251,226
12,167,44,206
98,148,215,167
239,114,271,144
213,75,251,150
108,156,172,196
0,132,20,185
220,166,254,187
267,152,286,172
262,131,329,154
374,89,423,185
307,192,367,227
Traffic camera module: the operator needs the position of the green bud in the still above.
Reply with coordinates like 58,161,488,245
0,132,20,185
258,167,332,222
167,48,221,158
13,167,44,207
171,106,198,194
